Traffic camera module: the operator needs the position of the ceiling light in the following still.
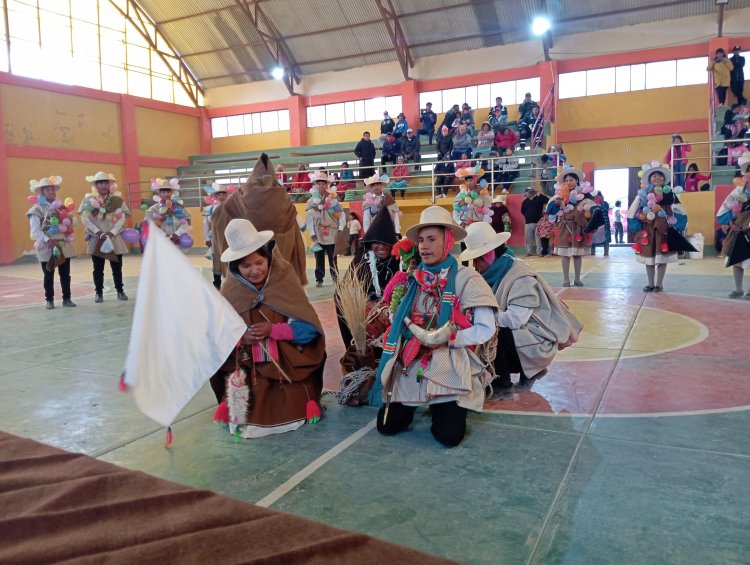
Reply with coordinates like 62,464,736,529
271,67,285,80
532,17,551,36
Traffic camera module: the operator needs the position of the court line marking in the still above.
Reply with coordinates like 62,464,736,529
483,405,750,418
255,418,377,508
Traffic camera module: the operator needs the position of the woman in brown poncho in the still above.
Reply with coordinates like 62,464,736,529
210,219,326,438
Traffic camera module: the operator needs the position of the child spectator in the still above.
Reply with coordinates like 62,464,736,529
346,212,362,256
434,153,456,197
547,144,566,166
498,147,520,190
665,134,691,187
389,156,409,199
613,200,624,244
338,162,356,191
534,154,555,196
436,125,453,159
684,163,711,192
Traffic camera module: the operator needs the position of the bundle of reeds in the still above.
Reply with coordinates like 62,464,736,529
334,265,369,353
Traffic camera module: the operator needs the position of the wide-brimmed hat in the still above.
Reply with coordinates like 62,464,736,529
151,178,180,192
86,171,116,184
641,162,671,185
205,181,236,195
364,173,389,186
405,205,467,242
558,166,584,184
738,153,750,175
458,222,511,262
455,166,484,179
308,171,335,184
492,195,507,203
220,219,274,263
29,176,63,193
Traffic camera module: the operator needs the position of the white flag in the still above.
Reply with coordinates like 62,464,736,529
122,222,247,428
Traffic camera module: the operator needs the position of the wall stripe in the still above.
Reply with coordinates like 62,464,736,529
557,119,707,144
4,145,124,164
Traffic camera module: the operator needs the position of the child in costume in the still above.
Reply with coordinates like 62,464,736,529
145,178,193,249
362,173,401,234
627,161,688,292
545,166,602,287
203,182,237,290
79,171,131,302
305,171,346,288
717,153,750,298
210,219,325,438
27,176,78,309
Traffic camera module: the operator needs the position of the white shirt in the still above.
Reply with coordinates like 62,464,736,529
450,306,496,347
349,219,362,235
496,304,534,330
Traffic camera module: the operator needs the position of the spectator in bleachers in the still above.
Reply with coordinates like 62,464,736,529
684,163,711,192
456,152,471,171
393,113,408,139
547,144,567,166
490,194,512,235
434,153,456,198
708,48,734,107
290,163,311,201
518,93,536,120
355,131,376,179
488,97,508,124
276,164,288,188
498,147,520,191
518,106,541,148
728,141,748,165
481,150,501,188
389,156,409,199
521,187,548,257
345,212,361,256
665,134,691,188
476,122,495,153
533,153,555,196
494,126,519,153
381,111,395,137
459,104,475,134
418,102,437,144
730,45,747,105
441,104,460,131
436,125,453,159
338,162,356,191
381,133,399,173
452,124,473,160
488,106,506,133
401,128,421,169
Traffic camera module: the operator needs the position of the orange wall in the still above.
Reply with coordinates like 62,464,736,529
211,130,291,154
135,107,200,159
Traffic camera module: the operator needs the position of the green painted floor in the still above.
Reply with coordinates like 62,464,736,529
1,248,749,564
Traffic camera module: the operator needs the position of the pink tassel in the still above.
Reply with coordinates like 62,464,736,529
306,400,321,424
164,426,173,448
118,373,127,392
382,271,408,304
213,401,229,426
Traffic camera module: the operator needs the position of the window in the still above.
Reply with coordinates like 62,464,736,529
1,0,202,106
210,109,291,138
306,96,403,128
558,57,707,99
419,78,541,113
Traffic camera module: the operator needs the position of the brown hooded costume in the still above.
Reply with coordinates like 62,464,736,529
212,154,308,285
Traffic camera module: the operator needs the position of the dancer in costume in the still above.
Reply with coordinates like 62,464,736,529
459,222,582,394
306,171,346,288
627,161,688,292
452,166,492,228
375,206,497,447
79,172,130,302
362,173,401,234
203,182,236,290
545,166,602,287
145,178,193,249
27,176,78,309
717,153,750,298
210,219,326,438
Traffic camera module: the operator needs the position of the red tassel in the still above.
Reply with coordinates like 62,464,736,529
213,401,229,426
164,426,173,448
306,400,321,424
118,373,127,392
661,243,669,253
632,243,642,254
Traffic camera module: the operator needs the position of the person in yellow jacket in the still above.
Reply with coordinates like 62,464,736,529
708,48,734,106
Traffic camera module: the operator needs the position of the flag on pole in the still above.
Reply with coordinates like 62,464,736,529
122,222,246,429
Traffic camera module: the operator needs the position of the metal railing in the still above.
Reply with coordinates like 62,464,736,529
668,138,747,190
530,83,555,154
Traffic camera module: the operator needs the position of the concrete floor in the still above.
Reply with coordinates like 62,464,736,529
1,248,748,564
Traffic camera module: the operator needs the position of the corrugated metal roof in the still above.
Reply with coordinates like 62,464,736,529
135,0,750,88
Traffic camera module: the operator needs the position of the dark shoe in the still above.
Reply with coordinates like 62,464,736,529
315,281,323,288
574,281,584,287
643,285,655,292
62,299,77,307
563,282,571,287
653,286,663,293
94,294,103,303
45,301,54,310
117,291,128,301
728,290,744,298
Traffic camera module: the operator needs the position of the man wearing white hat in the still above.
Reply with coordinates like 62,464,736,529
145,178,192,248
362,173,401,234
79,172,131,302
306,171,346,288
27,176,77,309
459,222,582,393
375,206,497,447
202,182,236,290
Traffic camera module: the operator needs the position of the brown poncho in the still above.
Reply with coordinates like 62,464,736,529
212,153,308,285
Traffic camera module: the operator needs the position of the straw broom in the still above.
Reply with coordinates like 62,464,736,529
334,264,370,353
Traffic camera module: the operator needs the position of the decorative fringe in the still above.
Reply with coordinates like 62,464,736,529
306,400,321,424
336,368,376,405
213,401,229,426
164,426,173,448
118,373,127,392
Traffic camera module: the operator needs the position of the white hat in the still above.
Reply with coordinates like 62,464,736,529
308,171,335,184
86,171,116,184
558,166,584,184
640,162,671,185
220,219,274,263
455,166,484,179
405,205,467,242
492,195,507,203
739,152,750,175
29,176,63,193
458,222,511,262
364,173,389,186
151,177,180,192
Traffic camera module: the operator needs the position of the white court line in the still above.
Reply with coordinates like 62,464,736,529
255,418,377,508
483,405,750,418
